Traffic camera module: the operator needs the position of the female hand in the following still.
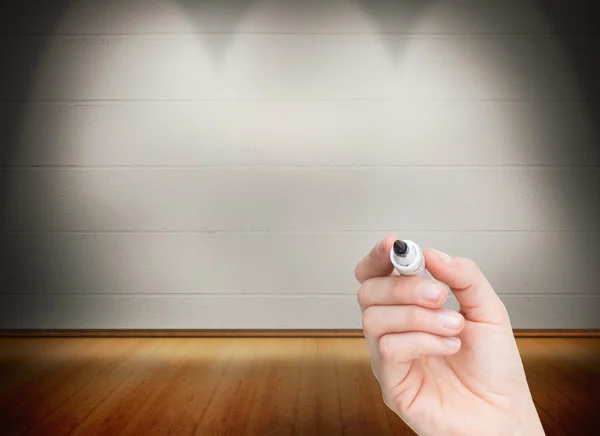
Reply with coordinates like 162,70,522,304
355,233,545,436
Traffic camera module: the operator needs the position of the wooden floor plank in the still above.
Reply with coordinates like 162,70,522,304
24,339,143,436
68,339,191,436
0,339,110,434
333,339,398,436
295,338,344,436
519,339,598,435
521,368,590,432
243,339,309,436
191,338,267,436
520,339,598,415
532,402,571,436
348,342,416,436
118,338,238,436
0,337,597,436
0,338,94,394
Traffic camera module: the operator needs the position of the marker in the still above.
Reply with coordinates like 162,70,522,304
390,239,430,279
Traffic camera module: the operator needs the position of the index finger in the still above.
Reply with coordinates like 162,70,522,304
354,232,398,284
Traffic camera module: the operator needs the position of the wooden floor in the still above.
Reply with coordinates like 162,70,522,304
0,337,598,436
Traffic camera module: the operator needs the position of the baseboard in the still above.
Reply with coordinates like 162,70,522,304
0,329,599,338
0,329,363,338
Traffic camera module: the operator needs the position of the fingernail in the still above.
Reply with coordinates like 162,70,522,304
443,337,461,349
439,311,462,328
432,248,452,263
420,283,442,302
376,238,385,254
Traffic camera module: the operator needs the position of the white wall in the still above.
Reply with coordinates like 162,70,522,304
1,0,599,329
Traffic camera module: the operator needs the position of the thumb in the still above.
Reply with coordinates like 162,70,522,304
424,248,510,326
354,233,398,284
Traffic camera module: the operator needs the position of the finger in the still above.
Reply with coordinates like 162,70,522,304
354,233,398,284
361,305,464,376
357,275,448,313
377,332,461,395
424,248,510,325
362,305,465,342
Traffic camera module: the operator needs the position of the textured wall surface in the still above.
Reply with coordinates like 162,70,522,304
1,0,599,329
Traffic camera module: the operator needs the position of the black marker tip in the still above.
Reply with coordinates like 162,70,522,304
393,240,408,256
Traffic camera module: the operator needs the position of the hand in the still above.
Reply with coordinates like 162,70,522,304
354,233,545,436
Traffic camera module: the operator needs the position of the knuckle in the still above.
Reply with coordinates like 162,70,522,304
392,277,406,300
462,256,479,271
356,282,369,307
405,305,421,326
378,335,395,361
362,306,379,333
353,264,362,282
410,278,427,300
